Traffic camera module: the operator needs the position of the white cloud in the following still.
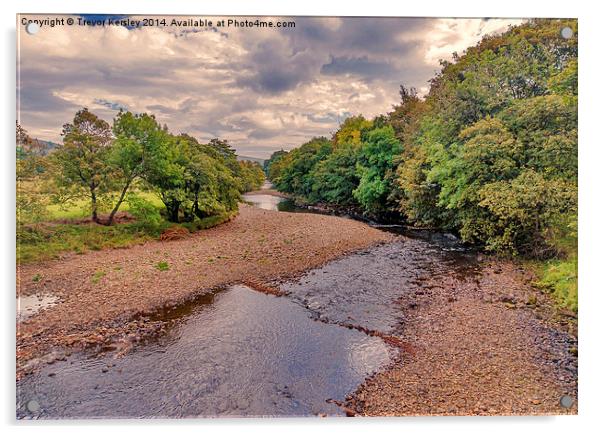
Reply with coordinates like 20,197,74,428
423,18,524,65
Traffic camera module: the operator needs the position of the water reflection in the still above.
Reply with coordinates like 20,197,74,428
17,285,392,418
242,193,322,214
17,294,59,322
242,193,286,211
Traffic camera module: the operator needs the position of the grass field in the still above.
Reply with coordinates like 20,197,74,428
17,190,236,264
44,191,164,221
17,211,235,264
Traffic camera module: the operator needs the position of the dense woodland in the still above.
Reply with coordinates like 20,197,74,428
265,19,577,309
266,20,576,256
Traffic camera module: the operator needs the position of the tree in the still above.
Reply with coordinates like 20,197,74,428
53,108,112,222
179,137,241,221
275,137,332,197
108,111,172,225
310,142,360,205
477,171,576,256
430,99,576,255
147,134,243,223
16,124,50,223
333,115,372,146
353,126,402,214
206,138,240,176
238,160,266,192
264,150,288,182
394,19,578,255
389,86,424,143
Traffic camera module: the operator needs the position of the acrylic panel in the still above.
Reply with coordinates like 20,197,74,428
16,15,578,419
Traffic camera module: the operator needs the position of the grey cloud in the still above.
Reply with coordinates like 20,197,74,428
306,111,351,124
19,84,78,113
232,17,433,96
320,55,395,79
94,98,128,111
248,128,281,140
236,39,318,94
146,104,177,115
291,17,428,55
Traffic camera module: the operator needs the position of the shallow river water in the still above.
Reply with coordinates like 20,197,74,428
17,285,393,418
17,196,478,419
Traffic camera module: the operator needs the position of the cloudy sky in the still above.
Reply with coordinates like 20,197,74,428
17,15,522,159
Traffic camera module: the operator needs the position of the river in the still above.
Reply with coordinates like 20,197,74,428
17,192,480,419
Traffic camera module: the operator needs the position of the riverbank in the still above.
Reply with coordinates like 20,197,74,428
347,257,578,416
17,204,393,376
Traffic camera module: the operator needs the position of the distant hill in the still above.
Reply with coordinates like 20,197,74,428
36,140,60,155
19,138,61,156
236,155,265,165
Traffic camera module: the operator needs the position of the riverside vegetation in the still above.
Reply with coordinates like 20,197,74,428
16,113,265,263
265,19,578,312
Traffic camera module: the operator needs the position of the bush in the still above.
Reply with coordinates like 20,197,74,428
126,194,163,235
537,256,577,312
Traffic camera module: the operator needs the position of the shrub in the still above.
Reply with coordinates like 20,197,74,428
155,261,169,271
126,194,163,235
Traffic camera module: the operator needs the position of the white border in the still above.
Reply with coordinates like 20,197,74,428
3,1,599,433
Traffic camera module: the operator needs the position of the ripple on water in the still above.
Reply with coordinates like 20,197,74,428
282,237,479,335
17,285,393,418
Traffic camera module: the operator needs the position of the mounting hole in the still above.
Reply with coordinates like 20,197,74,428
560,27,573,39
26,399,40,413
560,395,574,408
25,22,40,35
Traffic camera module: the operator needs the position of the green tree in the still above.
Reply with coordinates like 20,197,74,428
16,124,50,224
238,160,266,192
333,115,372,146
310,142,360,205
53,108,113,223
265,150,289,182
353,126,402,214
396,19,578,255
477,170,576,255
275,137,332,197
108,111,172,225
147,134,242,223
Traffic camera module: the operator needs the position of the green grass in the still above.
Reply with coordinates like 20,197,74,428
155,261,169,271
91,270,107,284
17,211,235,264
17,222,158,263
536,255,578,313
532,216,578,313
44,191,163,221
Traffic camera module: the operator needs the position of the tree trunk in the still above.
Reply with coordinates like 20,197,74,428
90,188,99,223
107,179,132,226
167,201,180,223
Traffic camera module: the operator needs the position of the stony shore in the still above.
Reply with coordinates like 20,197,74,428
347,259,578,416
17,204,393,375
